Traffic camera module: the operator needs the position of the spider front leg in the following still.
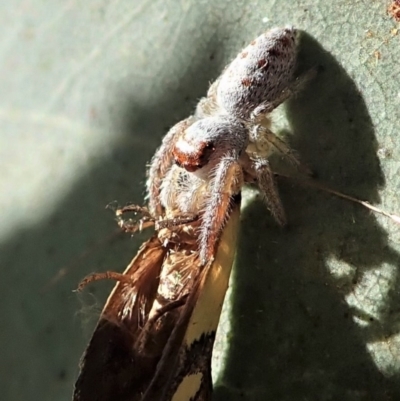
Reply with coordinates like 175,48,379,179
147,117,194,217
199,155,244,265
170,116,248,265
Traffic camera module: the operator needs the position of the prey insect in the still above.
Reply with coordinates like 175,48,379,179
73,27,313,401
73,201,241,401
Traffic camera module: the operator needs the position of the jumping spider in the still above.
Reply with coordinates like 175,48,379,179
146,27,314,264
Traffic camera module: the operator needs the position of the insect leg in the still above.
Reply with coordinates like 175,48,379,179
155,214,198,230
77,271,133,291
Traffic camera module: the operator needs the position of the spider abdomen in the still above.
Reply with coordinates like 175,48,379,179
216,27,297,119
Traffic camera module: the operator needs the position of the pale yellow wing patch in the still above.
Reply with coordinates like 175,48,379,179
184,203,240,346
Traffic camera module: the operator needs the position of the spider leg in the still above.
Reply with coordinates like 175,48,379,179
249,125,313,176
251,68,317,119
247,157,287,226
146,117,193,217
199,154,243,265
194,79,220,118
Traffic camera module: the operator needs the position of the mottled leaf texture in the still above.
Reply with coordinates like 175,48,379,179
3,2,400,401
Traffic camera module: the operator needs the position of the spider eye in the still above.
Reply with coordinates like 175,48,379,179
173,140,215,172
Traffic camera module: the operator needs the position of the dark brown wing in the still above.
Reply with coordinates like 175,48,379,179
73,235,168,401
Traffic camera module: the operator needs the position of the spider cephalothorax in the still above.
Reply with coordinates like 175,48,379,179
147,27,314,264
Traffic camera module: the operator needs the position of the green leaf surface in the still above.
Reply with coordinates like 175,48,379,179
1,1,399,400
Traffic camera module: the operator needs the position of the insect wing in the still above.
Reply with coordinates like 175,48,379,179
73,235,167,401
142,199,241,401
73,199,240,401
